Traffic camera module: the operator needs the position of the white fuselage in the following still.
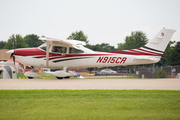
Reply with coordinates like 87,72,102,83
14,47,160,69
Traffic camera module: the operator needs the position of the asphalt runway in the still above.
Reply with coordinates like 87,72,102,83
0,78,180,90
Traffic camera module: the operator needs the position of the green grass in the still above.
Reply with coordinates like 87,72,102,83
0,90,180,120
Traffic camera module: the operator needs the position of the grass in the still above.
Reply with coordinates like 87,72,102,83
0,90,180,120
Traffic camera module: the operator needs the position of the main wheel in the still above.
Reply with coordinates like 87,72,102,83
64,76,70,79
28,77,33,79
56,77,63,79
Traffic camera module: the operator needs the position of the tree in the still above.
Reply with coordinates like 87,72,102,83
154,69,167,78
155,41,175,67
117,31,148,50
168,42,180,66
24,34,43,47
67,30,89,44
4,34,28,49
86,43,116,52
0,41,6,49
117,43,124,50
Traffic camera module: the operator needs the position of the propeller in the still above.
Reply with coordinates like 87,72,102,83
6,38,16,65
9,38,16,65
10,52,15,65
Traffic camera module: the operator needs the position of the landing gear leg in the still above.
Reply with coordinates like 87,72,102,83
63,67,70,79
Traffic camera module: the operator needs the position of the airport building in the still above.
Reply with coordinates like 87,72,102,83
0,50,11,61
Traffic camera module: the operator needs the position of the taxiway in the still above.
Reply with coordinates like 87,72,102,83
0,78,180,90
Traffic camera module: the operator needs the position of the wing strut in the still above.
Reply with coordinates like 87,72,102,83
46,41,50,67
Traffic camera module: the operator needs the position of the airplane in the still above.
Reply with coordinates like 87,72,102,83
7,28,176,79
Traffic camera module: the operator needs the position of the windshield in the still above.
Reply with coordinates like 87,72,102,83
39,43,47,51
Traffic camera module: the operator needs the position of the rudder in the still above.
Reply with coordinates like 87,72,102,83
141,28,176,54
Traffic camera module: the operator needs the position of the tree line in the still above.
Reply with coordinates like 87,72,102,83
0,30,179,66
0,34,43,49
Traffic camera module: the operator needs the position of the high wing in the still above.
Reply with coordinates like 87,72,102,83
38,37,86,46
38,37,94,53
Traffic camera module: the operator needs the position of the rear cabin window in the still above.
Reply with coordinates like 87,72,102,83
52,46,67,53
69,47,83,54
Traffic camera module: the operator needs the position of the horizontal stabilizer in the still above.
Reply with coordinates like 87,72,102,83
135,56,160,62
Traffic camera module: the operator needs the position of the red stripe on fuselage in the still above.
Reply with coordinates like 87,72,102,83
14,48,116,60
14,48,162,61
15,48,46,56
109,49,162,56
128,49,162,56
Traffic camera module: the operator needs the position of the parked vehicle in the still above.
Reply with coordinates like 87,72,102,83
100,69,117,74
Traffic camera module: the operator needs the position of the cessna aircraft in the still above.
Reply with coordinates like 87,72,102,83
7,28,176,79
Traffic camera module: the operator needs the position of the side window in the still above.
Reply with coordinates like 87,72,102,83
69,47,84,54
52,46,67,53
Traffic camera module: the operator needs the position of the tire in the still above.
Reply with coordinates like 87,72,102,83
56,77,63,79
28,77,33,79
64,76,70,79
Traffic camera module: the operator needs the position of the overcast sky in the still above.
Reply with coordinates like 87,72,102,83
0,0,180,47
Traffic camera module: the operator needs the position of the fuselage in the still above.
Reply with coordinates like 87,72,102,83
14,47,160,69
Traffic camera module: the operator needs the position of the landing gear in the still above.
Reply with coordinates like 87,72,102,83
54,67,76,79
56,77,63,79
56,76,70,79
64,76,70,79
24,67,40,79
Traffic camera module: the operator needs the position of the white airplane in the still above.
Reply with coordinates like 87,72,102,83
7,28,176,79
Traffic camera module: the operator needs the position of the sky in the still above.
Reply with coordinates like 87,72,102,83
0,0,180,48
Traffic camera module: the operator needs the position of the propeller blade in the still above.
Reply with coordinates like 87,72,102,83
10,53,14,59
13,56,15,65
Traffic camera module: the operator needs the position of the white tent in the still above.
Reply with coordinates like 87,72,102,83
0,65,18,79
0,60,23,74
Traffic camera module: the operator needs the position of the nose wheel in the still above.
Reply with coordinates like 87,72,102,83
24,66,40,79
28,77,33,79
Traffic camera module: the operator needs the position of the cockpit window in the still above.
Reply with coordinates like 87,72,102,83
52,46,67,53
69,47,84,54
39,44,47,51
39,43,51,51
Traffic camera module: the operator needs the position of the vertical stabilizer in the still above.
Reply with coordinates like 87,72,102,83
141,28,176,53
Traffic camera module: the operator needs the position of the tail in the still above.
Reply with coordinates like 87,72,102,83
109,28,176,63
111,28,176,56
141,28,176,55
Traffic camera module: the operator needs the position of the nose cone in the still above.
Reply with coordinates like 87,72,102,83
6,50,14,53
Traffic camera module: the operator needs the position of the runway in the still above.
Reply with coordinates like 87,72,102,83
0,78,180,90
